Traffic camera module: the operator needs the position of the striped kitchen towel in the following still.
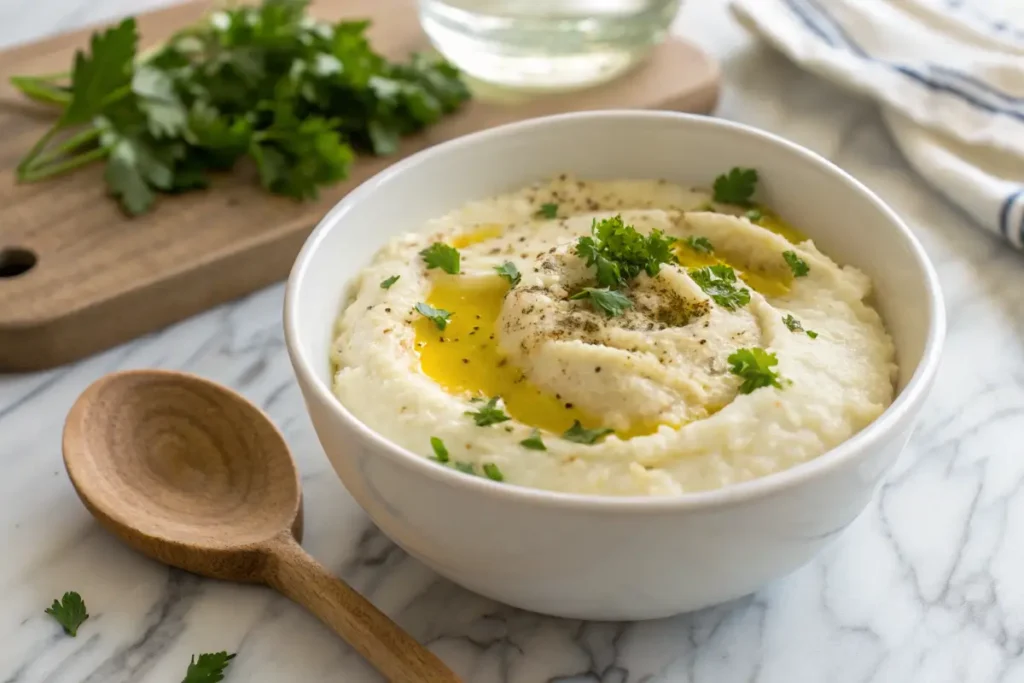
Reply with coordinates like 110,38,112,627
731,0,1024,249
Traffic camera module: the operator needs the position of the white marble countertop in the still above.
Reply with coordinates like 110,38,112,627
3,1,1024,682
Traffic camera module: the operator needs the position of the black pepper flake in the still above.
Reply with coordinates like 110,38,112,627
439,337,446,342
497,359,508,367
699,339,707,345
555,393,561,399
565,403,573,409
476,315,481,320
595,366,602,373
462,358,469,364
385,307,391,313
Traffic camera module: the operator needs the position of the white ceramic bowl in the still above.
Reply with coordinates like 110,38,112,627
284,111,944,621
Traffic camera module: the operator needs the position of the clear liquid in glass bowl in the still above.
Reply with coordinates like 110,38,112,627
418,0,683,91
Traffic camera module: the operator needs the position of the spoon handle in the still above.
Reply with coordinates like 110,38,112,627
263,534,461,683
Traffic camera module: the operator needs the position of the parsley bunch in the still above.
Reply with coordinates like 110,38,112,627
11,0,470,215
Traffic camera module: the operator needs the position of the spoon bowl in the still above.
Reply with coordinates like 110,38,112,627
63,369,459,682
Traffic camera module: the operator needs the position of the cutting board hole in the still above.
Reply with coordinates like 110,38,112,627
0,247,37,278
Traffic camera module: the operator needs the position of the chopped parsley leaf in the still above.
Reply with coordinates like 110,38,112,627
429,436,449,463
783,250,809,277
683,235,714,254
520,429,547,450
419,242,461,274
45,591,88,637
465,397,510,426
536,202,558,219
415,302,452,330
689,265,751,311
728,347,784,394
782,314,818,338
482,463,504,481
380,274,400,289
454,461,476,475
712,167,758,206
562,420,614,445
182,652,235,683
570,287,633,317
745,209,763,222
495,261,521,287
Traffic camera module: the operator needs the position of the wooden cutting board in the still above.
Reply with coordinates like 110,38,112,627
0,0,719,372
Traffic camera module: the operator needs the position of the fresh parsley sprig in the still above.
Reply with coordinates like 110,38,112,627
562,420,614,444
380,275,400,289
689,265,751,311
683,235,714,255
570,287,633,317
11,2,470,215
782,314,818,338
728,348,784,393
415,302,452,330
182,652,235,683
783,250,810,277
575,216,678,288
466,397,510,426
420,243,461,274
45,591,89,637
495,261,521,287
712,167,758,206
520,429,547,450
536,202,558,219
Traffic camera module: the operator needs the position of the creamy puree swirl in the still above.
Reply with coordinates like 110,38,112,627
331,175,897,496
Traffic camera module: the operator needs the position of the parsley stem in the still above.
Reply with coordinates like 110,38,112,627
16,124,62,176
18,146,108,182
9,76,72,107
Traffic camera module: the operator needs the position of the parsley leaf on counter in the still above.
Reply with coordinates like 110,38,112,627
482,463,504,482
571,287,634,317
520,429,547,450
415,302,452,330
689,265,751,311
11,1,470,215
495,261,521,287
783,250,810,277
683,235,714,254
536,202,559,219
782,314,818,338
429,436,449,463
380,275,400,289
420,243,461,274
182,652,235,683
562,420,614,445
728,348,784,394
466,397,510,426
712,167,758,206
45,591,89,637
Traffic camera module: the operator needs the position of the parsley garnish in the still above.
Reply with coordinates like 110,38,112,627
495,261,521,287
466,397,510,426
571,287,633,317
683,235,714,254
380,275,400,289
536,202,558,219
728,348,784,393
429,436,449,463
482,463,504,481
454,461,476,475
45,591,88,637
182,652,236,683
783,251,809,277
689,265,751,310
562,420,614,444
11,6,469,215
420,243,461,274
712,167,758,206
782,314,818,338
574,216,678,289
520,429,547,450
415,302,452,330
745,209,763,222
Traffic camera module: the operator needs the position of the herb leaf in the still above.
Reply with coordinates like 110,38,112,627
520,429,547,450
482,463,504,481
689,265,751,311
713,167,758,206
62,19,138,126
420,243,461,274
728,348,784,394
571,287,634,317
415,302,452,330
430,436,449,463
182,652,236,683
783,250,809,277
495,261,521,287
574,216,677,288
380,275,400,289
745,209,763,222
45,592,89,637
454,461,476,475
683,235,714,254
782,314,817,338
536,202,558,219
562,420,614,445
465,397,510,426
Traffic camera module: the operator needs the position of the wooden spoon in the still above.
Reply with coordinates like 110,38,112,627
62,369,460,683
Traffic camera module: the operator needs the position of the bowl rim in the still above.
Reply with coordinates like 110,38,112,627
284,110,946,512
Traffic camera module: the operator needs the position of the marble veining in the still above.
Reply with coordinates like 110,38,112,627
2,1,1024,681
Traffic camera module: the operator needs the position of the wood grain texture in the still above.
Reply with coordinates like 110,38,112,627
0,0,719,372
62,369,461,682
